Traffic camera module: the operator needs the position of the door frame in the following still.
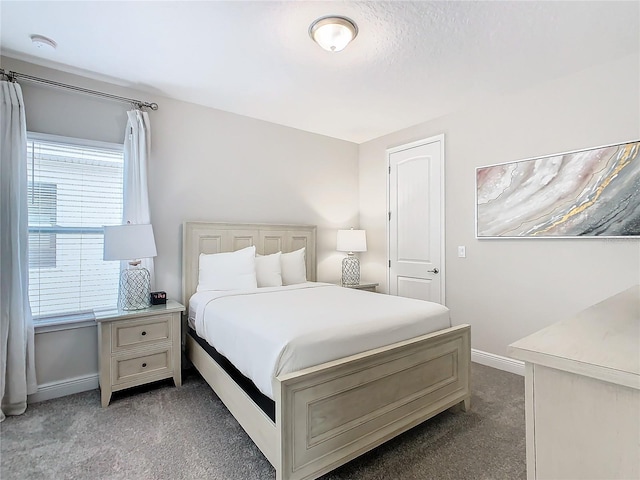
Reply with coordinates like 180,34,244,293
386,134,446,304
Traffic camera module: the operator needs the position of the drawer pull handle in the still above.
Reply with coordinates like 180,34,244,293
142,363,147,368
141,331,147,336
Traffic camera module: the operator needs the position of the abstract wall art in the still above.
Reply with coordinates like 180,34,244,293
476,140,640,238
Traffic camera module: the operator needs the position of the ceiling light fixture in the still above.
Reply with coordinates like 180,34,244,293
309,16,358,52
30,34,57,51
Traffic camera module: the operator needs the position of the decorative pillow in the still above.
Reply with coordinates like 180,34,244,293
281,247,307,285
197,245,257,291
255,252,283,288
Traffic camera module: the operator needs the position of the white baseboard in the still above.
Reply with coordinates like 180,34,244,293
28,373,99,404
472,349,524,376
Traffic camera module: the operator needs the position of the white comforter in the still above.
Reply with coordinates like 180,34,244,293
190,282,451,399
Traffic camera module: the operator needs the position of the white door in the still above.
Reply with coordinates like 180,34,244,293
388,135,444,303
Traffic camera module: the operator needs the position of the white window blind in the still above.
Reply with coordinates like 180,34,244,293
27,133,124,320
28,181,57,269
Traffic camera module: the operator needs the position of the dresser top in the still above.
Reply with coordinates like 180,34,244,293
94,300,185,322
508,285,640,389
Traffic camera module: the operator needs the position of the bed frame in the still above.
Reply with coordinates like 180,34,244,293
183,221,471,480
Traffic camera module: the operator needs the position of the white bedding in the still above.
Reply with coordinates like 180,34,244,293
190,282,451,399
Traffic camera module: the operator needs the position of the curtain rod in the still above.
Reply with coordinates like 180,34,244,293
0,68,158,111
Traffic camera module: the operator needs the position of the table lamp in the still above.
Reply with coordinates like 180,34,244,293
337,228,367,286
103,223,157,310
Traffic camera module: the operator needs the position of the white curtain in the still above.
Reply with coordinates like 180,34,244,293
0,81,37,421
123,109,154,289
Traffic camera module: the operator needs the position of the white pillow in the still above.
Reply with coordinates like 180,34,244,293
255,252,283,288
281,247,307,285
197,245,257,291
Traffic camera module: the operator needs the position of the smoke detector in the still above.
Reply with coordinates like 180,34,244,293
30,34,57,51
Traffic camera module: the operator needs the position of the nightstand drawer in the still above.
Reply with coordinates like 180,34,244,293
111,315,172,352
112,347,173,386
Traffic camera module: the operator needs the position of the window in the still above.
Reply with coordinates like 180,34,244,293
28,182,57,269
27,133,124,321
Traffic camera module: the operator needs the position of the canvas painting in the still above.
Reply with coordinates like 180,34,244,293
476,141,640,238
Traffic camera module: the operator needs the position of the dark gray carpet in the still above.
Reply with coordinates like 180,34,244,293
1,363,525,480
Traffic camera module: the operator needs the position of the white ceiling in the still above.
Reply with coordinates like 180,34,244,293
1,1,638,143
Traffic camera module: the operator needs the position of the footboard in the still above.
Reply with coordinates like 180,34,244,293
274,324,471,480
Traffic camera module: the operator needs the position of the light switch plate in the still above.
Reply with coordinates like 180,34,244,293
458,246,466,258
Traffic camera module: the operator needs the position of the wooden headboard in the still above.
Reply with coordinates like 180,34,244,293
182,222,317,308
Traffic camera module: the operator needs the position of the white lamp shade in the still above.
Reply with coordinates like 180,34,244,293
309,16,358,52
103,224,157,261
337,229,367,253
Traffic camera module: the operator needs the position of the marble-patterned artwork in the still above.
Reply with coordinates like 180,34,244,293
476,141,640,238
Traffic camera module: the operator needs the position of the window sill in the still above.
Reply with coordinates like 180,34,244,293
34,311,97,333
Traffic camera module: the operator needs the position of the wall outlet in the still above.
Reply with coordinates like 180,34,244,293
457,246,466,258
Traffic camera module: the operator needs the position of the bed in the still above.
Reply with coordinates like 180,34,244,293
183,222,471,480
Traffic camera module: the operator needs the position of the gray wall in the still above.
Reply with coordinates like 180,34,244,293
1,56,359,396
359,53,640,358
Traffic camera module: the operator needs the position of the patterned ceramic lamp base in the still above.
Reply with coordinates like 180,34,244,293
119,266,151,310
341,254,360,286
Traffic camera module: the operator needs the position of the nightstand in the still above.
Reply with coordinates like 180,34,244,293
95,300,185,407
342,282,379,293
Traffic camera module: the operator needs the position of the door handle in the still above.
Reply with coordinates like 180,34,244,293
428,268,439,274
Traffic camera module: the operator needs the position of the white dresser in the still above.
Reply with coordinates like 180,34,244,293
508,285,640,480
